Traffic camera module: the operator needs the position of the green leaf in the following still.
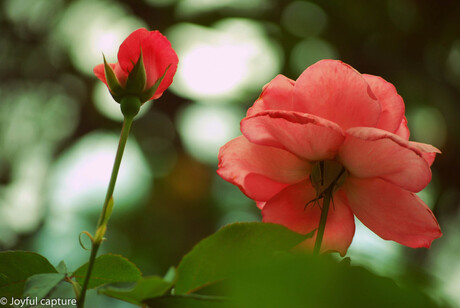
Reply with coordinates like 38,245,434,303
55,261,68,275
73,254,141,289
98,276,173,306
174,222,310,294
227,254,443,308
0,251,57,298
163,267,176,284
144,294,233,308
23,273,65,300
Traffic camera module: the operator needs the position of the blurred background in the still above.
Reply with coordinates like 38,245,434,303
0,0,459,306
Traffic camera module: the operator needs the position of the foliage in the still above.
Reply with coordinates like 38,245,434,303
0,223,447,307
0,251,57,298
73,254,142,289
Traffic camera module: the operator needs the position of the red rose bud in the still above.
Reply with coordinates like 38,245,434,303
94,28,179,107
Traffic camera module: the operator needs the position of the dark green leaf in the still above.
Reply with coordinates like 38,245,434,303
98,276,172,306
144,294,233,308
23,273,65,300
174,222,310,294
227,254,443,308
0,251,57,298
73,254,141,289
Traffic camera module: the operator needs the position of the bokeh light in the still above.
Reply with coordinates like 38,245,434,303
177,103,243,165
167,19,283,102
4,0,63,33
48,131,152,215
290,38,339,75
52,0,145,75
408,106,447,148
281,1,327,38
176,0,272,17
0,83,78,247
347,220,403,277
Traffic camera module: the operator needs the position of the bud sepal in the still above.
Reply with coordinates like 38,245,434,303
103,55,124,103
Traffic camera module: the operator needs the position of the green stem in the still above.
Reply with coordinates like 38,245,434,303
313,187,332,255
77,113,135,308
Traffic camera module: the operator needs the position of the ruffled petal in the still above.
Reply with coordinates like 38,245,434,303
262,181,355,256
409,141,441,167
363,74,404,134
217,136,310,201
395,116,410,140
339,127,431,192
293,60,381,130
344,177,442,248
241,110,345,161
247,75,295,116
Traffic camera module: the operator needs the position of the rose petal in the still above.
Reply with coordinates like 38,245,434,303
293,60,381,130
409,141,441,166
118,28,149,74
241,110,345,161
94,63,107,84
217,136,310,201
395,116,410,140
118,28,178,99
141,31,178,98
114,63,128,86
344,177,442,248
363,74,405,134
339,127,431,192
256,201,266,209
247,75,295,116
93,63,127,88
262,181,355,256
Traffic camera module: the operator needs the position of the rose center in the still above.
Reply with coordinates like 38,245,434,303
310,160,347,197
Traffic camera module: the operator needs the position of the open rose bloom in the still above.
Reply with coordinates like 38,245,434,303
218,60,442,256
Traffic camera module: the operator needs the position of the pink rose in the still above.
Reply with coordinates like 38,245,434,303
217,60,442,256
94,28,178,102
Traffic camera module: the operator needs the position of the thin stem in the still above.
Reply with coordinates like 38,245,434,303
313,187,332,255
77,115,134,308
98,115,134,227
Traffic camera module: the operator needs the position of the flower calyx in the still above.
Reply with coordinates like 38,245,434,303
308,160,347,206
103,51,169,105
